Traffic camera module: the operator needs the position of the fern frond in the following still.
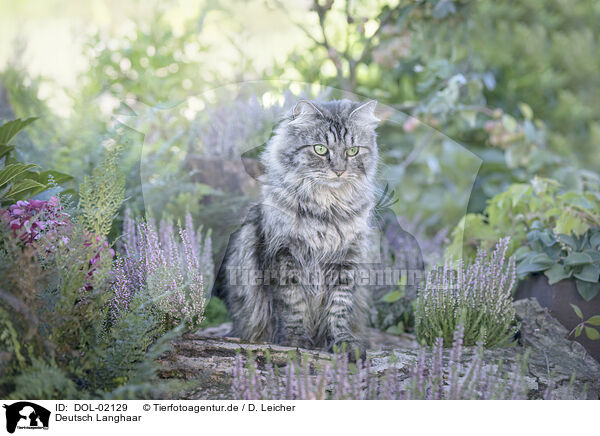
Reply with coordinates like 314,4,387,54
79,143,125,237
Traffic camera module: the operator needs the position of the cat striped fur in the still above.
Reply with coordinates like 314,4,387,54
214,99,379,355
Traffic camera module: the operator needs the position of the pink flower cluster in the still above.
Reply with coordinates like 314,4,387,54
0,197,70,247
1,197,114,294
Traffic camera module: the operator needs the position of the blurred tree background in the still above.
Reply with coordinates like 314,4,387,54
1,0,599,265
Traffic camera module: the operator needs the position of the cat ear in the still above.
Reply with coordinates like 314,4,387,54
291,100,324,120
349,100,379,125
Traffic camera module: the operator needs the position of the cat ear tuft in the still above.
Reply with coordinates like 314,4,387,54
349,100,379,125
291,100,324,120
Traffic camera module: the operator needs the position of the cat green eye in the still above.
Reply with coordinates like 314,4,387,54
313,144,329,156
346,146,359,157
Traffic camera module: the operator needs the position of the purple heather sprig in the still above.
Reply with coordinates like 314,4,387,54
415,237,517,348
107,210,212,328
231,329,533,400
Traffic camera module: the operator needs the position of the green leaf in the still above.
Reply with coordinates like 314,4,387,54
584,326,600,340
518,102,533,120
381,291,403,303
555,213,588,236
507,183,530,208
516,252,555,275
583,249,600,262
545,264,571,285
30,170,74,185
560,192,593,210
570,304,583,320
539,231,556,247
573,263,600,283
0,163,39,188
586,315,600,326
544,207,561,219
564,252,593,267
6,178,47,200
557,233,578,250
513,246,531,262
576,280,600,302
0,118,38,144
0,144,15,160
575,324,583,337
590,232,600,250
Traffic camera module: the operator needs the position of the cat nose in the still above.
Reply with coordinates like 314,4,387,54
333,169,345,177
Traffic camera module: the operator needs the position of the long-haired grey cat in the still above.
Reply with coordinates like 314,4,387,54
215,99,379,356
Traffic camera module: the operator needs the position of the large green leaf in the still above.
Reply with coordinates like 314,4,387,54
557,233,578,250
555,212,588,236
585,327,600,340
513,246,532,262
0,118,38,144
564,252,593,267
6,179,47,200
29,170,74,186
539,231,556,247
0,163,39,187
0,145,15,160
516,252,555,275
544,264,571,285
576,280,600,302
583,249,600,262
573,263,600,283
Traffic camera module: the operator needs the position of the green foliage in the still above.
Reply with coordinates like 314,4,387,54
79,143,125,237
447,177,600,301
0,217,181,399
447,177,600,261
199,297,230,328
467,0,600,171
1,152,181,400
516,228,600,302
0,118,73,205
570,304,600,341
8,359,79,400
273,0,599,240
372,287,416,335
0,306,25,368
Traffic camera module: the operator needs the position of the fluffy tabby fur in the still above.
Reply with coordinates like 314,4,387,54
215,99,379,354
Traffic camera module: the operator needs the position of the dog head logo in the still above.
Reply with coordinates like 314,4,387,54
2,402,50,434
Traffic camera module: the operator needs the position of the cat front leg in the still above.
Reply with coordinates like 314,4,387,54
323,264,367,360
271,269,313,348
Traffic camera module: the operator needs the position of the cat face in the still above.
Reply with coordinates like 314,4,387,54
265,99,379,189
